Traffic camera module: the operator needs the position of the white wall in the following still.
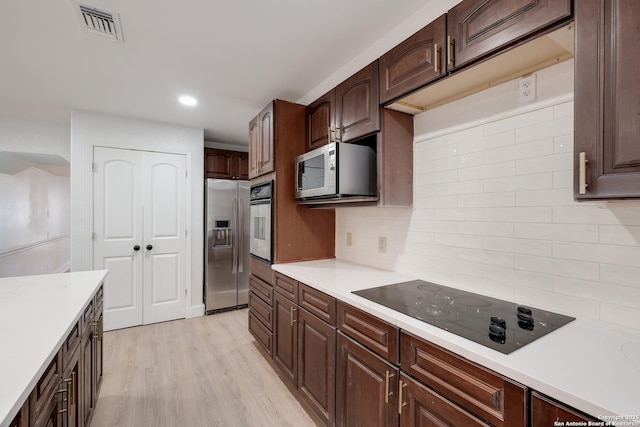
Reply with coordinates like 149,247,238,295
336,59,640,331
70,110,205,317
0,117,71,276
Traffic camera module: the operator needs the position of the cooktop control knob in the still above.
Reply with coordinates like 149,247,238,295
489,316,507,344
517,306,535,330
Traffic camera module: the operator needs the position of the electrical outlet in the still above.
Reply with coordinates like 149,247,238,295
346,232,352,246
378,236,387,253
518,74,536,102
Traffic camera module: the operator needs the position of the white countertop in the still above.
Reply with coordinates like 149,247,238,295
273,259,640,423
0,270,107,427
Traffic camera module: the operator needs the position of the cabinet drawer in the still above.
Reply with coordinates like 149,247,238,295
298,283,336,326
274,272,298,302
82,298,94,334
251,256,273,285
95,285,104,308
30,353,60,419
62,319,81,366
400,372,489,426
401,331,526,427
250,275,273,306
531,391,597,424
249,311,272,357
249,291,272,330
337,301,399,363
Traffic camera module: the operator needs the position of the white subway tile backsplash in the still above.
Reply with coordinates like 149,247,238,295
515,117,573,144
457,248,514,267
515,189,574,206
553,101,574,119
515,153,572,175
433,208,483,221
514,254,599,281
514,223,598,243
553,134,573,153
459,192,515,208
484,173,552,193
484,139,554,164
554,242,640,267
484,207,552,223
598,225,640,246
458,161,515,181
457,221,514,237
458,130,514,154
483,106,554,135
599,264,640,289
434,233,483,249
484,265,552,291
552,170,573,189
552,276,640,310
483,236,552,257
335,61,640,330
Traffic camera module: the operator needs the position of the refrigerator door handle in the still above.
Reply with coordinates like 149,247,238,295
238,198,244,273
231,197,238,274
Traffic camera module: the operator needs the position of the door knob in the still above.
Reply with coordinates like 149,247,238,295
133,245,140,251
146,244,153,250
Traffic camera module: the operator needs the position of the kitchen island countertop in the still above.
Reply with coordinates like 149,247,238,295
0,270,107,427
273,258,640,422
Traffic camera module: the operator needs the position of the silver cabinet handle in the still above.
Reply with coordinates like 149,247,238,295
578,152,588,195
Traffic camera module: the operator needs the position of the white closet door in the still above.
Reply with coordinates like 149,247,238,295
142,151,186,325
94,147,187,331
94,147,144,331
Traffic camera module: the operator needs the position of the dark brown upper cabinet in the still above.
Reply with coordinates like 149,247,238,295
306,90,335,151
248,102,275,179
379,14,447,104
574,0,640,200
306,61,380,150
447,0,572,71
335,60,380,143
204,148,248,180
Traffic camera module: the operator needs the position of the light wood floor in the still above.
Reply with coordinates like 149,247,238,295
91,309,316,427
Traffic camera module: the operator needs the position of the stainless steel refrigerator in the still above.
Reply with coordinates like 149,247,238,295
204,179,250,313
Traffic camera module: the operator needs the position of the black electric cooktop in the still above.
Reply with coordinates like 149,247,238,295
352,280,575,354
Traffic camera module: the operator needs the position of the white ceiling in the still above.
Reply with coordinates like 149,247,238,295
0,0,445,146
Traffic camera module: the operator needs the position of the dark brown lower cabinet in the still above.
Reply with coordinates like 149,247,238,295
30,353,63,427
336,332,399,427
273,291,298,386
297,308,336,426
399,373,488,426
531,391,597,425
61,348,80,427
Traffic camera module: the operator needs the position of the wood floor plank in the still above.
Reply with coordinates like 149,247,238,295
91,309,316,427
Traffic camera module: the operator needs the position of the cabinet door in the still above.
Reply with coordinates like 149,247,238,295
297,308,336,427
273,292,298,386
306,90,335,151
237,152,249,180
575,0,640,199
82,326,94,427
248,114,260,178
258,102,275,176
336,332,398,427
399,373,489,427
531,391,597,424
335,61,380,143
94,311,104,396
205,148,235,179
61,349,81,427
447,0,571,70
379,15,446,104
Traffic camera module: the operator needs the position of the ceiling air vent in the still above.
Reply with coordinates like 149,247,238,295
72,2,124,42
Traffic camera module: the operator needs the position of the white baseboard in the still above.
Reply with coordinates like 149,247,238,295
189,304,205,318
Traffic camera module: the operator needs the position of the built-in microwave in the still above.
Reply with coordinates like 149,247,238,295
295,142,376,201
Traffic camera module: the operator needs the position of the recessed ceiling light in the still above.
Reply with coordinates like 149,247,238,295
179,95,197,106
